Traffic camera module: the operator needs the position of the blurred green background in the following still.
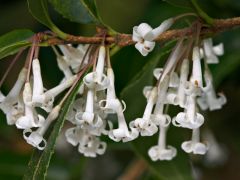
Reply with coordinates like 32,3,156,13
1,0,240,179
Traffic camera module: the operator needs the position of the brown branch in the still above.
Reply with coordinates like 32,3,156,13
44,17,240,47
118,158,148,180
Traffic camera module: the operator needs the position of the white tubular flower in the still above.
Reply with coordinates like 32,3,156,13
23,105,61,150
65,126,88,146
0,68,27,114
108,109,139,142
78,136,107,158
130,87,158,136
84,46,109,90
144,18,174,41
56,55,73,79
66,98,85,123
197,69,226,111
153,70,179,105
32,58,44,103
181,128,208,155
173,94,204,129
153,68,179,88
32,75,77,112
58,44,85,72
16,104,45,129
132,23,155,56
75,89,103,128
66,126,106,157
99,68,126,113
148,125,177,161
5,95,24,125
191,46,203,88
177,58,190,108
16,82,45,129
95,69,138,142
203,38,224,64
134,40,155,56
151,75,172,126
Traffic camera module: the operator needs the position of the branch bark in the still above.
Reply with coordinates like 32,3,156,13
44,17,240,47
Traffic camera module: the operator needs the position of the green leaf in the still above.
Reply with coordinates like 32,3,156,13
212,51,240,87
120,43,193,180
48,0,101,24
27,0,67,39
0,29,34,60
163,0,193,9
23,77,84,180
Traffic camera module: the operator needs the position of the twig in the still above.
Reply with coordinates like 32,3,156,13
42,17,240,47
118,158,148,180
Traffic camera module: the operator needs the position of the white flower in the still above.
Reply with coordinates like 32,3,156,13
132,23,155,56
134,40,155,56
0,68,27,114
32,75,77,112
65,126,107,157
203,38,224,64
153,68,179,88
66,98,85,123
65,126,89,146
130,87,158,136
75,89,103,129
16,104,45,129
177,58,190,108
108,109,139,142
191,46,203,88
78,136,107,158
132,19,176,56
181,128,208,155
197,69,226,111
56,55,73,79
144,18,174,41
83,46,109,90
32,58,44,104
148,122,176,161
58,44,86,72
173,94,204,129
23,105,61,150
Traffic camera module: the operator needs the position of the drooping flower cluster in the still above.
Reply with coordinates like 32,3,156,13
64,46,139,157
0,44,87,150
130,37,226,161
0,22,226,162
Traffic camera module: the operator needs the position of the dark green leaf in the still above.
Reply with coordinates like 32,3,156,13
48,0,101,24
27,0,67,39
163,0,193,9
120,43,193,180
212,52,240,87
23,77,84,180
0,29,34,60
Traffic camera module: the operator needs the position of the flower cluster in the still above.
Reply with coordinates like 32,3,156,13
0,24,226,161
64,45,139,157
131,36,226,161
0,44,85,150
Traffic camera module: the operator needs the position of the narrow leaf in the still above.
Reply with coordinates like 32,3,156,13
120,43,193,180
27,0,67,39
0,29,34,60
48,0,101,24
23,77,83,180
